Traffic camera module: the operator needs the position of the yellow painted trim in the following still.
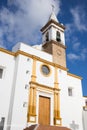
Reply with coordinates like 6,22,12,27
0,48,68,71
27,87,37,122
33,87,36,114
29,81,60,92
29,81,61,125
0,48,15,56
54,92,61,121
40,63,52,77
28,87,33,115
28,114,36,123
54,67,59,89
57,93,60,116
54,66,61,125
16,50,68,71
31,59,37,82
54,117,62,126
67,72,82,80
27,58,37,122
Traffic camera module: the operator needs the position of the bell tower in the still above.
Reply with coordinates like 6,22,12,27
41,11,66,68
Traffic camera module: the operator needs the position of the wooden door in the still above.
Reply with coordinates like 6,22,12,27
38,96,50,125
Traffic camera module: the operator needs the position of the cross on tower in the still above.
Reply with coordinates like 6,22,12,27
70,121,79,130
51,4,55,12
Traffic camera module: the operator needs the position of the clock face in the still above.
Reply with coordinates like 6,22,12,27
56,49,62,56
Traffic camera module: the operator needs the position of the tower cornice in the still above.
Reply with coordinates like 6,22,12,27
42,40,67,49
41,19,65,32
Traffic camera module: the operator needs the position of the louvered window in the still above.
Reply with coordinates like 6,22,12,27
0,68,3,79
56,31,61,42
46,32,49,42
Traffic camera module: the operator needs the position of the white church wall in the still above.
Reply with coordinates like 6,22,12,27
0,46,84,130
10,54,33,130
12,42,52,62
12,42,21,52
6,55,20,130
0,51,15,130
60,73,83,129
58,69,69,127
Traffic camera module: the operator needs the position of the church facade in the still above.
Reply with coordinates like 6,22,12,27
0,11,87,130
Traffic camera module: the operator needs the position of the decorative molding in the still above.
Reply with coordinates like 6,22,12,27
67,72,82,80
0,48,15,56
0,48,82,81
41,19,65,32
42,40,66,49
27,114,36,123
29,81,60,92
16,50,68,71
27,58,37,123
0,48,68,71
42,24,64,35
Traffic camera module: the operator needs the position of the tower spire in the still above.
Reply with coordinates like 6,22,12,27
48,4,58,22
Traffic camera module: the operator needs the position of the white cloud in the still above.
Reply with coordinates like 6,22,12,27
67,53,80,60
0,36,6,49
0,0,61,49
73,42,80,51
81,48,87,60
65,6,87,45
67,47,87,61
70,6,87,32
0,27,6,49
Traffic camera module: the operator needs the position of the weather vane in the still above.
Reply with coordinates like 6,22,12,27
51,4,55,12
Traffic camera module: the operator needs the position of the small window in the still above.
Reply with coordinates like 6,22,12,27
56,31,61,42
41,65,50,76
46,32,49,42
0,68,3,79
68,88,73,96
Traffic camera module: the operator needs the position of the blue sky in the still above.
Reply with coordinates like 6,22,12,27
0,0,87,96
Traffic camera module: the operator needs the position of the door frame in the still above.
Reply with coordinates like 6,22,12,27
36,91,54,125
